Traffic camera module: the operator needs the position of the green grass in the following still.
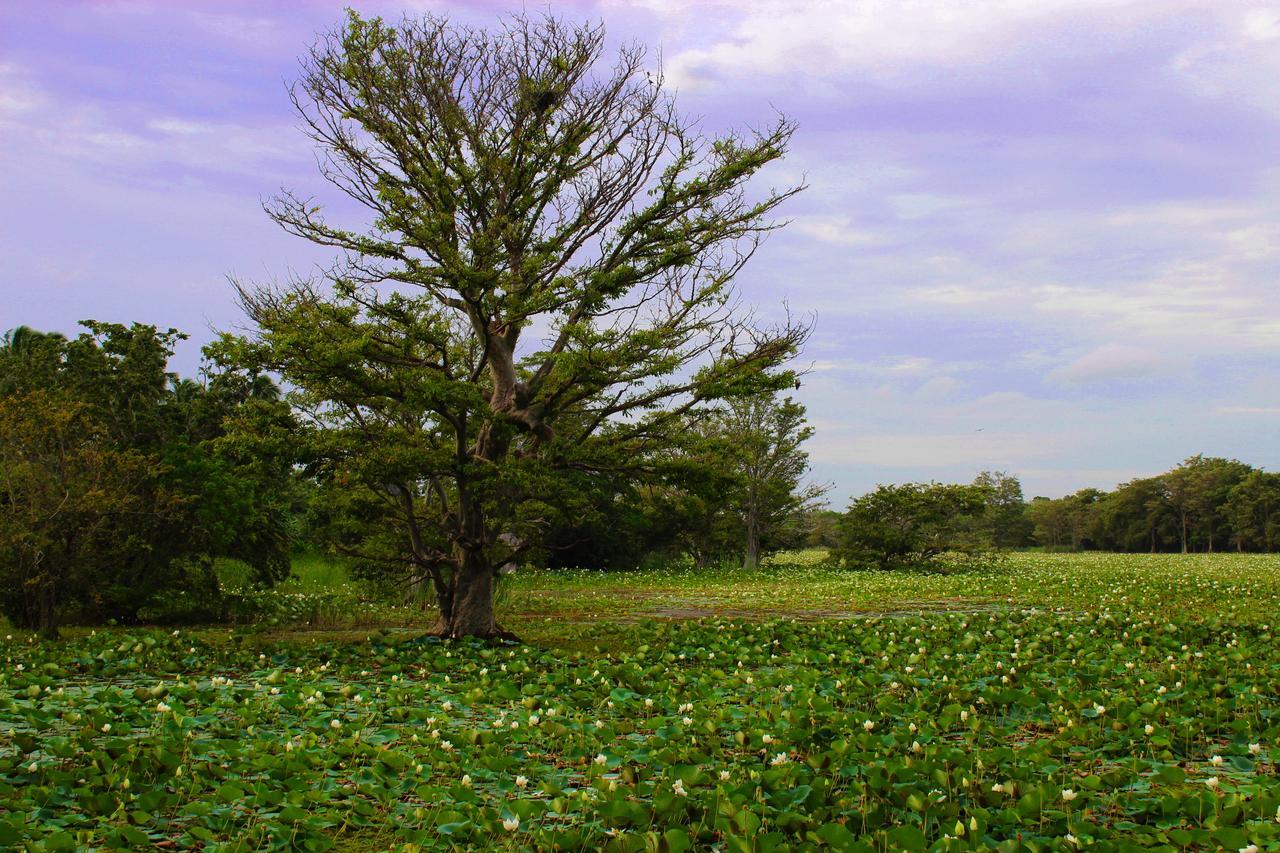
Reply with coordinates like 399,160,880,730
3,552,1280,850
284,553,356,592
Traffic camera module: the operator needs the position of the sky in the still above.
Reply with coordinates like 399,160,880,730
2,0,1279,502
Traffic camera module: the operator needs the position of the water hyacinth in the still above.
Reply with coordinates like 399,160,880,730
3,552,1280,849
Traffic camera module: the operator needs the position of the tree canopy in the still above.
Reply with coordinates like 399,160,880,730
233,11,808,637
0,322,297,635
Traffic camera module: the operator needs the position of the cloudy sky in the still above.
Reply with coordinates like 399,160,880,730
3,0,1279,501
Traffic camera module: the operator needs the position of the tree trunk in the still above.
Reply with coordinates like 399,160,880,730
449,550,498,636
1180,512,1188,554
743,507,761,570
37,585,59,641
429,549,517,640
743,492,761,570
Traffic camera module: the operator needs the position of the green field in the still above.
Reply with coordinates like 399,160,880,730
2,552,1279,850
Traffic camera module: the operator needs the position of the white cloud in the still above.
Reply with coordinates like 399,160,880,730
911,284,1016,306
185,11,282,48
660,0,1211,88
889,193,970,220
915,375,966,400
1168,7,1280,116
790,215,885,246
801,354,977,379
1242,8,1280,41
1047,344,1184,385
809,430,1056,469
149,118,214,135
0,64,41,116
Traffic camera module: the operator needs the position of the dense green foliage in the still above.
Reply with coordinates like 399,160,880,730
834,482,993,570
712,395,827,569
0,324,299,635
3,552,1279,850
230,11,808,637
539,394,824,572
1029,455,1278,553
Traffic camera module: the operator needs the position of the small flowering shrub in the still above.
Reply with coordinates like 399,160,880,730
1,553,1280,850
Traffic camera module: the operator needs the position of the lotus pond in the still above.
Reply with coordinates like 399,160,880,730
2,552,1280,851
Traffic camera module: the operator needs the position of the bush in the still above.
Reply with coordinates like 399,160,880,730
834,482,992,570
0,322,299,635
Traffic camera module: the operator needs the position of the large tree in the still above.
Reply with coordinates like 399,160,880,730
235,12,807,637
834,482,992,570
971,470,1031,549
0,391,157,637
714,394,826,569
0,323,297,634
1164,455,1252,553
1224,470,1280,552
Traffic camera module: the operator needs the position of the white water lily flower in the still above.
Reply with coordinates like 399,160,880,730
330,719,342,730
863,720,875,732
156,702,171,713
672,779,687,796
1249,743,1262,755
1061,789,1077,802
502,817,520,832
1205,776,1220,789
770,752,789,766
515,775,528,789
594,754,607,766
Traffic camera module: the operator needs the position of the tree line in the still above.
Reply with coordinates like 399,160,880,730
1026,455,1279,553
0,323,299,636
0,322,823,636
817,457,1280,571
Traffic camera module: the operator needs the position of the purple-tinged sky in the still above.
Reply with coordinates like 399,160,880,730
2,0,1279,501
